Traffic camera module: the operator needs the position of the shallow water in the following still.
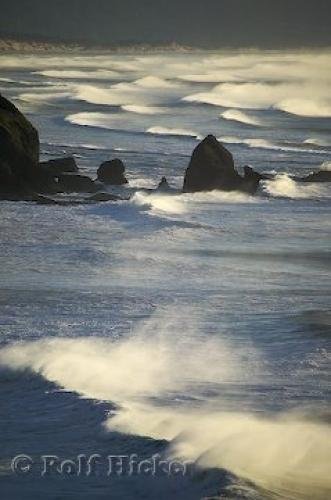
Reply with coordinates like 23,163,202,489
0,49,330,499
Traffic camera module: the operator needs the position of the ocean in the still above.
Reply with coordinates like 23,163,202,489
0,49,330,499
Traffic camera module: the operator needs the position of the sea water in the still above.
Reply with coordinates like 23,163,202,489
0,49,330,499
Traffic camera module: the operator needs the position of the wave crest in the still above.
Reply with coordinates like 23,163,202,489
1,309,330,498
221,109,263,126
146,126,201,139
262,174,331,199
121,105,168,115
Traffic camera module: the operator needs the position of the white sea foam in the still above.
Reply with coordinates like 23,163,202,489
128,178,157,189
219,136,282,150
183,81,331,118
262,174,331,199
146,126,201,139
3,50,331,120
74,84,130,106
132,192,188,215
0,309,257,406
35,69,120,79
304,137,331,148
177,53,331,85
132,190,257,217
0,54,141,72
320,161,331,171
40,140,110,151
74,76,180,107
0,77,16,83
219,136,329,154
65,112,125,130
108,404,331,499
182,82,289,109
277,98,331,118
133,76,178,88
177,71,243,83
19,91,73,103
221,109,263,126
0,308,330,497
121,105,168,115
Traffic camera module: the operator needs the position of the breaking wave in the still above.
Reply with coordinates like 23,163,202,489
35,69,120,79
182,81,331,118
262,174,331,199
19,90,73,104
74,77,180,107
133,76,179,89
65,112,135,133
121,105,168,115
0,309,330,499
219,136,330,154
65,112,115,129
320,161,331,171
221,109,263,126
304,137,331,148
146,126,201,139
131,190,257,218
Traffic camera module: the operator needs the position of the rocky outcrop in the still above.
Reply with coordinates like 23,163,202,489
39,156,78,175
156,176,171,192
243,166,273,181
57,173,97,193
37,157,80,193
183,135,260,194
97,158,128,185
296,169,331,183
88,192,123,202
0,94,40,199
0,96,104,200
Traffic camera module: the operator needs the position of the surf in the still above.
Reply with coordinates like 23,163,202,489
0,308,330,499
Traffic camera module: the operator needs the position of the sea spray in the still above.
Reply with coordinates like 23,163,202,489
262,174,331,199
131,190,257,217
0,309,330,498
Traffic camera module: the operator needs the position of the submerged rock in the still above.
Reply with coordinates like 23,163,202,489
57,173,97,193
183,135,260,194
97,158,128,185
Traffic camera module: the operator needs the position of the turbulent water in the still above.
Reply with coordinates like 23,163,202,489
0,49,330,500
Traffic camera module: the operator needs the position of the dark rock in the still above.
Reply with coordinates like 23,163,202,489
0,186,58,203
97,158,128,185
183,135,260,194
0,93,40,198
39,156,78,175
243,165,273,181
156,176,171,192
88,192,122,202
297,169,331,183
31,193,62,205
33,166,61,194
57,173,97,193
36,157,79,194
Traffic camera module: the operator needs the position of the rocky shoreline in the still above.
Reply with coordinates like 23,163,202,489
0,94,330,205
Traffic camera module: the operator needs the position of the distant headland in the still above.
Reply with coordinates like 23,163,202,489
0,34,195,54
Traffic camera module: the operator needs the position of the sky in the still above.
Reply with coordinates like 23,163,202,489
0,0,330,48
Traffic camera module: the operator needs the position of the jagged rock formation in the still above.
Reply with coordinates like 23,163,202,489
183,135,260,194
